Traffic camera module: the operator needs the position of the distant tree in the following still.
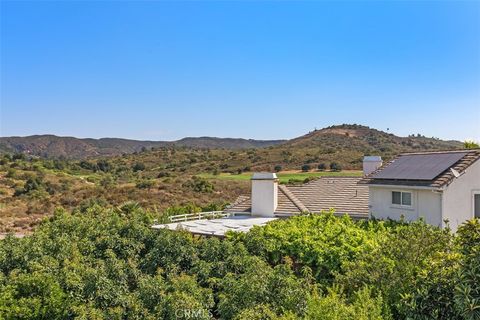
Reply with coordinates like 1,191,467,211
183,176,214,193
274,165,282,172
132,162,146,172
96,160,111,172
318,163,326,171
79,160,96,171
14,177,44,196
464,140,480,149
330,162,341,172
53,160,65,170
12,153,26,161
301,164,311,172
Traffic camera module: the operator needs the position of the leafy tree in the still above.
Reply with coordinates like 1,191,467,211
274,165,282,172
317,163,326,171
454,219,480,320
306,286,387,320
96,159,111,172
337,220,456,319
464,140,480,149
14,177,44,196
0,272,69,319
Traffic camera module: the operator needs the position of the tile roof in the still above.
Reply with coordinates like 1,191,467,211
359,149,480,188
225,176,369,218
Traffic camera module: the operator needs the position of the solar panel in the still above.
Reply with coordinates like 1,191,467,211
371,152,468,180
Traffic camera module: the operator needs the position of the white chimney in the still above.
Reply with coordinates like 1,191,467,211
363,156,382,176
251,172,278,217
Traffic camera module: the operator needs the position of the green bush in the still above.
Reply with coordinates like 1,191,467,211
0,202,478,320
132,162,146,172
330,162,341,171
454,219,480,320
182,176,214,193
136,179,154,189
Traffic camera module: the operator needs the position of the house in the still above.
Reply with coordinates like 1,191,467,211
153,171,369,236
224,173,369,219
153,149,480,236
359,149,480,231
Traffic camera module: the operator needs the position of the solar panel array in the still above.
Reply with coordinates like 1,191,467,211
371,152,468,181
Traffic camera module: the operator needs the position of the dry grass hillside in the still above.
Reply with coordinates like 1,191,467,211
0,124,464,233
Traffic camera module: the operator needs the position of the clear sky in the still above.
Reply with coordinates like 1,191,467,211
1,1,479,142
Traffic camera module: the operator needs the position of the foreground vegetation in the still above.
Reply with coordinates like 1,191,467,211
0,203,478,319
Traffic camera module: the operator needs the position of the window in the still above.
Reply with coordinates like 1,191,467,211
392,191,412,206
475,194,480,219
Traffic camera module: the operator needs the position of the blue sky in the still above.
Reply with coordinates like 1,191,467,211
1,1,479,141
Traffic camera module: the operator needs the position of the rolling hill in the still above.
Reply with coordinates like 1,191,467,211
0,124,466,233
0,135,285,159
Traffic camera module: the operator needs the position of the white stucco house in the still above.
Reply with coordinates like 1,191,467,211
359,150,480,231
154,149,480,236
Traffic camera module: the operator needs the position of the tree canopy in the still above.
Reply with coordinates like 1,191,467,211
0,204,478,319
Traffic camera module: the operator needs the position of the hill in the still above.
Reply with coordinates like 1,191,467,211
286,124,461,152
0,124,465,233
0,135,285,159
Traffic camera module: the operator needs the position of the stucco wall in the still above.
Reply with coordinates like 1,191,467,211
369,186,442,227
442,159,480,231
251,179,278,217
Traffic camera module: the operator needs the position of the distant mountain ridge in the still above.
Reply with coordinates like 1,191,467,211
0,135,285,159
0,124,463,159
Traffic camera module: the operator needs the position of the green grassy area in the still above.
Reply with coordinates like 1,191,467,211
199,170,363,183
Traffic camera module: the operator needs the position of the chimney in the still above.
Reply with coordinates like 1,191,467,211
363,156,382,176
251,172,278,217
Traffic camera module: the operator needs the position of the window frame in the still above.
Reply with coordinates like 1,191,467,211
473,190,480,219
391,190,413,207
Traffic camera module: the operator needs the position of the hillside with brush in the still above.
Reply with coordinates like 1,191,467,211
0,135,285,159
0,124,465,233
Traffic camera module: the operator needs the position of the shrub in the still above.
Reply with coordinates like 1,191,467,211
239,212,381,284
318,163,326,171
337,220,456,318
330,162,341,171
183,176,214,193
132,162,146,172
274,165,282,172
454,219,480,320
96,159,111,172
136,179,154,189
306,286,387,320
301,164,311,172
12,153,26,161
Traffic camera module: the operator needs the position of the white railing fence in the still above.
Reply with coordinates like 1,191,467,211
168,211,249,223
